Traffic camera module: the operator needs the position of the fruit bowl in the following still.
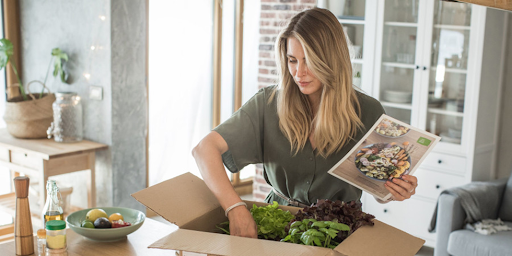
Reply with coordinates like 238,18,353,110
66,207,145,242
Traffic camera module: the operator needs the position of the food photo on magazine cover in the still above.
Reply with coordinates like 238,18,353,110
328,114,441,201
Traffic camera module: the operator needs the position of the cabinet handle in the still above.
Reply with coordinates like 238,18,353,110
436,185,440,189
24,153,28,157
383,209,388,213
438,160,442,164
415,65,420,69
423,66,427,70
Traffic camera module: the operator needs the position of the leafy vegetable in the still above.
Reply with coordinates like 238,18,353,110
251,201,294,240
216,199,375,249
289,199,375,243
282,219,350,248
217,201,294,241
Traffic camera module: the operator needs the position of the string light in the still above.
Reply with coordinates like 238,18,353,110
99,15,106,21
84,73,91,80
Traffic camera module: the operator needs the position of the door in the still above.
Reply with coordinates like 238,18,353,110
373,0,423,125
422,0,473,152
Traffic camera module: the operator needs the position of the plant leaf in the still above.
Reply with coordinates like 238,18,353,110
250,201,294,241
53,63,59,77
50,48,68,83
60,70,66,82
0,39,14,69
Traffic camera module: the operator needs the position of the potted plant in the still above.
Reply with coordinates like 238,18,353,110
0,38,69,139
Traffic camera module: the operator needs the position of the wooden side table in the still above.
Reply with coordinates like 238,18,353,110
0,129,107,223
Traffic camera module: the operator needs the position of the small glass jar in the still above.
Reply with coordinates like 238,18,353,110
37,229,46,256
45,220,67,254
47,92,83,143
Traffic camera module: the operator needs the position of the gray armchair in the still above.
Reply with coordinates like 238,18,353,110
434,174,512,256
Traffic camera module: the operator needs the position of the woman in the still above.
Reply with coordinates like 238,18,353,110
192,7,417,238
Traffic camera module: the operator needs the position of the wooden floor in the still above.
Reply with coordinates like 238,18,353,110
416,246,434,256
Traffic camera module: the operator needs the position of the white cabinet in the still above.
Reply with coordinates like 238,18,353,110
319,0,378,93
356,0,507,248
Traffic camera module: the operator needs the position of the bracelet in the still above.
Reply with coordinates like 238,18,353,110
224,202,247,217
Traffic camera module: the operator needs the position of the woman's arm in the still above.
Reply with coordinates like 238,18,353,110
192,131,257,238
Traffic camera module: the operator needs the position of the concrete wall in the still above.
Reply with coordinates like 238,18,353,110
19,0,146,210
110,0,147,208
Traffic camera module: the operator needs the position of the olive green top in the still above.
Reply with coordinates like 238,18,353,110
214,85,385,206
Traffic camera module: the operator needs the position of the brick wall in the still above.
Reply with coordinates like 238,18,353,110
253,0,317,202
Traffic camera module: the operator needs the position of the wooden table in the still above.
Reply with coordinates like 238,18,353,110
0,129,107,224
0,218,187,255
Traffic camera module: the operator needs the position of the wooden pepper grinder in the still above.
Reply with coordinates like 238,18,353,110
14,176,34,255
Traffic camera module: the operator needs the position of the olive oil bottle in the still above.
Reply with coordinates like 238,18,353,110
42,180,64,226
44,210,64,222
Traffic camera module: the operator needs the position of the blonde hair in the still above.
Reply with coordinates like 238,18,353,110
271,7,363,158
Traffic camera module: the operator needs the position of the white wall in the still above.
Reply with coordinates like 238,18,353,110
497,12,512,179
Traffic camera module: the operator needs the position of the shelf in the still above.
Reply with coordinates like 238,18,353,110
382,62,416,69
434,24,470,30
384,22,418,28
351,59,363,65
381,101,413,110
339,18,365,25
428,108,464,117
431,66,467,74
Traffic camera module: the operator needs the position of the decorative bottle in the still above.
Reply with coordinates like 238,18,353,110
42,180,64,226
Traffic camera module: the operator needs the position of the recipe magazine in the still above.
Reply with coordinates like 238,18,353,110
328,114,441,201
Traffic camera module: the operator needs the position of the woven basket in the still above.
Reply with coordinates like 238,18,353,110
3,81,56,139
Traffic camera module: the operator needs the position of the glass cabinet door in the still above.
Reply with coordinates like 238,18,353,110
322,0,368,89
377,0,420,125
425,1,472,145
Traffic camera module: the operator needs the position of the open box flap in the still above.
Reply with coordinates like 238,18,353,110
333,220,425,256
131,172,220,227
149,229,344,256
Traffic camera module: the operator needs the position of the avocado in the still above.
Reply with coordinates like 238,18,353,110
94,217,112,228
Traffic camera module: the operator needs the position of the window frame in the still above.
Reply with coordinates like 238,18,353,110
0,0,22,236
212,0,253,194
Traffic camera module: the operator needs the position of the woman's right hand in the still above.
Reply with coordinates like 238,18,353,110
227,206,258,238
192,132,257,238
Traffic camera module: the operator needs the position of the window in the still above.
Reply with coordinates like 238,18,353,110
148,0,260,194
0,0,19,237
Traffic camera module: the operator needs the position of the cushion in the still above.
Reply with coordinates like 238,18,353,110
498,175,512,221
447,221,512,256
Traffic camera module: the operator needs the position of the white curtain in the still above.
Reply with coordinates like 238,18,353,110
149,1,213,185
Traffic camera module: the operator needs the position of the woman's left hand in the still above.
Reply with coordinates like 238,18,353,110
384,175,418,201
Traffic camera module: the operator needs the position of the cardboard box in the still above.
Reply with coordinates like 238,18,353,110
132,173,425,256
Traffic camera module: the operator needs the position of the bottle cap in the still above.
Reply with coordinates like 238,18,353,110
37,229,46,238
46,220,66,230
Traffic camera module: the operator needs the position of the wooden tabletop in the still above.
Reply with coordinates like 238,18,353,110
0,218,180,256
0,129,108,160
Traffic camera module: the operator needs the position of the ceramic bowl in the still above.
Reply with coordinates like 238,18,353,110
66,207,145,242
383,90,412,103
